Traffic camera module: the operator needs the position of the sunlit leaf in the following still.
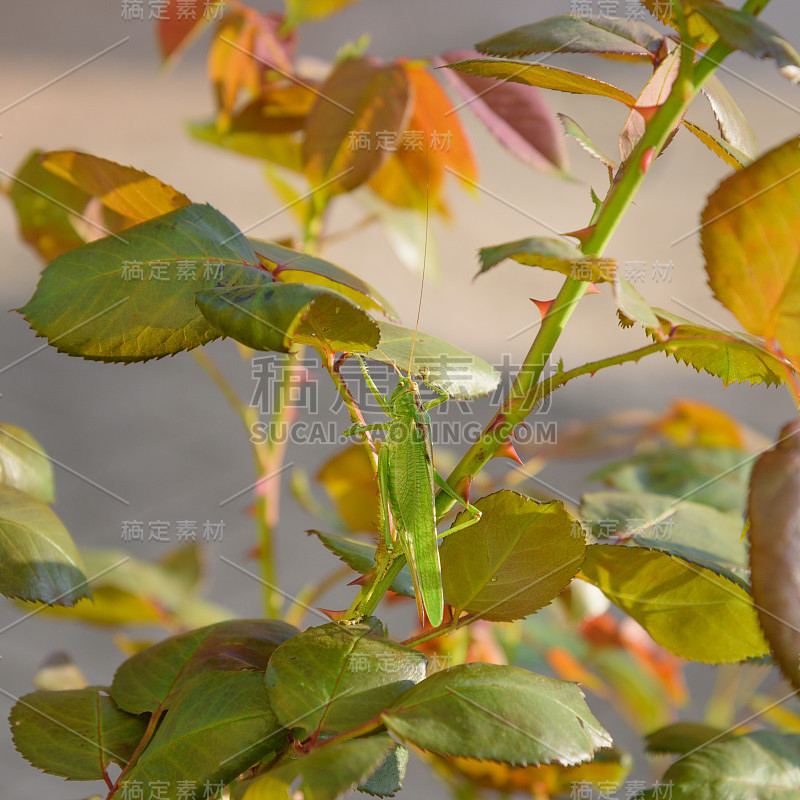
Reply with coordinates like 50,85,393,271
440,490,585,621
265,620,426,738
0,422,55,504
365,322,501,399
251,238,397,319
654,398,746,448
476,15,664,59
283,0,364,30
479,236,616,282
359,740,408,797
187,118,303,170
444,57,636,107
197,281,379,353
639,0,720,46
700,74,758,159
40,151,190,224
382,663,612,766
303,57,412,196
20,203,269,362
702,136,800,365
0,485,87,606
614,278,661,330
650,309,787,387
8,150,92,261
10,687,147,780
683,120,753,170
579,544,769,663
428,748,631,797
558,113,618,169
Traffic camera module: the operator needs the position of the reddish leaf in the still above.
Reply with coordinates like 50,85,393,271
619,48,682,162
369,63,477,211
303,57,412,196
208,11,295,120
749,420,800,690
438,50,568,172
156,0,224,61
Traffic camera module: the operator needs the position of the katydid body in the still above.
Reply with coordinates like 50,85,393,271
346,357,481,627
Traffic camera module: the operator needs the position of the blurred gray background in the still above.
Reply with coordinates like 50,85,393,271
0,1,799,797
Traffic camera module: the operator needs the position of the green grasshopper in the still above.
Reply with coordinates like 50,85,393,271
344,354,482,627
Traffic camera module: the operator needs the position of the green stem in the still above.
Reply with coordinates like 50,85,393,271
433,0,768,521
345,553,405,620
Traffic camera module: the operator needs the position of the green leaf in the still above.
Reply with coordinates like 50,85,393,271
18,547,231,628
187,119,303,171
196,282,380,354
694,2,800,83
0,422,55,504
382,663,611,766
303,57,411,196
122,671,284,798
475,15,665,59
8,149,92,261
251,239,398,320
700,75,759,160
683,120,752,170
440,490,585,621
10,687,147,780
580,492,749,588
235,734,395,800
444,59,636,107
652,309,787,386
614,277,662,330
702,136,800,364
283,0,364,30
19,203,269,363
364,322,501,400
639,731,800,799
579,544,769,663
40,150,191,224
558,114,618,169
645,722,731,755
595,445,752,514
358,741,408,797
0,485,88,606
639,0,720,45
478,237,615,282
265,620,426,739
310,531,415,597
112,618,298,715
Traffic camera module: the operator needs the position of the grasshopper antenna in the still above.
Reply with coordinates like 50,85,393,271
407,130,430,378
